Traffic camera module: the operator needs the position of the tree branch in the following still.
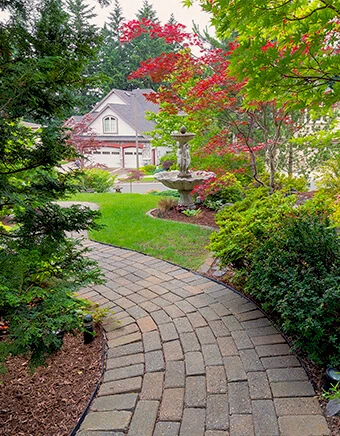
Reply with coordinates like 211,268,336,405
285,5,328,21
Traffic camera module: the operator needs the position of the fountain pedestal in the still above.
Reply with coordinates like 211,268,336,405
155,127,214,209
155,170,212,209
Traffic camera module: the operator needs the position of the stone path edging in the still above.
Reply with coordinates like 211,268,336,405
76,240,330,436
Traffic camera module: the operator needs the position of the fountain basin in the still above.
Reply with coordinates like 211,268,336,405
155,170,214,208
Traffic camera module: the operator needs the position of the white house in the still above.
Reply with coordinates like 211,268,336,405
69,88,170,169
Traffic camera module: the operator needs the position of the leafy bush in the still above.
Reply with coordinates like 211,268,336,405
274,174,308,192
255,172,308,193
140,164,156,175
193,173,244,210
82,168,116,192
210,188,296,269
191,151,251,184
248,213,340,365
160,151,177,170
203,198,229,211
157,197,178,216
182,208,202,217
149,190,180,197
317,156,340,195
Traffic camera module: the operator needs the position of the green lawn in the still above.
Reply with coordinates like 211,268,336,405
70,192,214,270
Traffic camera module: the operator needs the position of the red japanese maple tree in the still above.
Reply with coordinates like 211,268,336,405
65,115,103,169
123,20,304,190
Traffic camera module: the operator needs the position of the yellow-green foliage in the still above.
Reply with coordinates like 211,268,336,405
210,188,297,269
82,168,117,192
317,157,340,195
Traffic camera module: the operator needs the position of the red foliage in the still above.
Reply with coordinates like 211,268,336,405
65,115,102,168
261,41,276,51
125,19,301,179
120,18,198,46
129,51,195,83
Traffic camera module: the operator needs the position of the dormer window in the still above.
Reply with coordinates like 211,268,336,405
103,116,117,133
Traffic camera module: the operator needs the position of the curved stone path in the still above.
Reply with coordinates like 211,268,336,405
76,240,330,436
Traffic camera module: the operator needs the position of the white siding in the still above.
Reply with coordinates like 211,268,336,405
94,91,127,112
89,107,135,136
155,146,172,165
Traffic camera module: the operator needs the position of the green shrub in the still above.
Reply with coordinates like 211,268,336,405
317,156,340,195
276,174,308,192
256,172,308,193
0,235,103,369
182,208,202,217
210,188,296,269
191,151,251,184
149,190,180,197
140,165,156,175
248,213,340,365
82,168,116,193
193,173,244,207
160,151,177,170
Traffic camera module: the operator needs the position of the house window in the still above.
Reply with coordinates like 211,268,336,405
103,116,117,133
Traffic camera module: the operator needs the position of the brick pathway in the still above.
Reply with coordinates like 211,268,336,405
76,240,330,436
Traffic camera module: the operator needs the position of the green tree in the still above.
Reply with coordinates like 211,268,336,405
0,0,104,367
65,0,105,113
136,0,158,20
98,0,129,94
185,0,340,109
80,0,182,110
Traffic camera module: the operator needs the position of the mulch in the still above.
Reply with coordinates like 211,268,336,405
0,327,103,436
151,205,219,229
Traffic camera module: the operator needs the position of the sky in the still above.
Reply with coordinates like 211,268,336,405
91,0,212,33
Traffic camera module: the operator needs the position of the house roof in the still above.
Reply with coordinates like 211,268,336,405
95,136,151,143
22,121,41,130
89,88,159,137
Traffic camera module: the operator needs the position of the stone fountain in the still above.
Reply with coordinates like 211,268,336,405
155,127,214,208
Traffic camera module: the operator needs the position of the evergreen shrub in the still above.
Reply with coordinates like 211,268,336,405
248,213,340,365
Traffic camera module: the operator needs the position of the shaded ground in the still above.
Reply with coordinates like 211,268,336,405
0,327,102,436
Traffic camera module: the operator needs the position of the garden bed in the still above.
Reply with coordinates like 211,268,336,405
0,327,103,436
151,205,219,229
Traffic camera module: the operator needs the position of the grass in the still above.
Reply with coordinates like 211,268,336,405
70,192,214,270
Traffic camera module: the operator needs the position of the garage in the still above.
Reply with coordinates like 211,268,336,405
87,147,121,168
124,147,143,168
